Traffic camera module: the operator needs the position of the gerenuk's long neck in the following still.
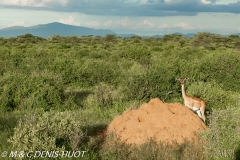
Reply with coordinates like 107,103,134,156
181,84,188,99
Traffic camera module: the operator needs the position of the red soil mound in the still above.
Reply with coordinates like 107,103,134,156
107,98,208,145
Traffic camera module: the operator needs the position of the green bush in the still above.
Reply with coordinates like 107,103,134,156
197,51,240,91
0,112,20,153
186,81,236,110
83,83,122,109
49,57,80,85
124,64,177,102
1,33,240,159
93,83,117,108
104,34,117,42
202,107,240,160
0,72,75,112
9,110,85,151
119,45,151,66
79,59,121,87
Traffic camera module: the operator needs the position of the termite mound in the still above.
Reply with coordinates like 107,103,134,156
107,98,209,145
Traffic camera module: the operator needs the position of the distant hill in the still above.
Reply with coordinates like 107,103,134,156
117,34,138,38
235,33,240,36
1,22,239,38
151,34,164,38
0,22,116,37
184,33,195,37
151,33,195,38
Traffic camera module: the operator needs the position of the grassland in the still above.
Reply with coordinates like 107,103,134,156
0,33,240,160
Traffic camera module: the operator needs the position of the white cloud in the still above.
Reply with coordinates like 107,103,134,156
175,22,194,29
142,20,155,28
115,18,155,30
139,0,148,4
157,23,171,29
58,0,68,6
103,20,113,27
101,18,200,32
115,17,136,28
58,16,80,26
201,0,212,4
156,22,206,31
216,0,240,5
0,0,41,7
0,0,68,7
165,0,172,3
8,20,26,27
84,21,100,28
136,20,156,29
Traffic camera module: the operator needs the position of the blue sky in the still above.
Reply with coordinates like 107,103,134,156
0,0,240,36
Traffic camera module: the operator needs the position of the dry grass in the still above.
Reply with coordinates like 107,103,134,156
98,133,205,160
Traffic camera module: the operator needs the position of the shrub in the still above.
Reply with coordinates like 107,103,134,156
202,107,240,160
83,83,122,109
186,81,236,110
124,64,177,102
79,59,121,87
196,51,240,91
105,34,117,42
94,83,116,108
0,112,20,152
0,72,75,112
9,110,85,152
119,45,151,66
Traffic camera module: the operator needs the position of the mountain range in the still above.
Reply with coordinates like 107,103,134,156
0,22,116,37
0,22,239,38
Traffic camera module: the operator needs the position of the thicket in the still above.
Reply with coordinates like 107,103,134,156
9,110,85,152
0,33,240,159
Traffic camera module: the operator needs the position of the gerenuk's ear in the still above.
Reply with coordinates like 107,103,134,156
176,78,180,81
184,78,189,81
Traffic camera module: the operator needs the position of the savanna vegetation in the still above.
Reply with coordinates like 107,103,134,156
0,33,240,160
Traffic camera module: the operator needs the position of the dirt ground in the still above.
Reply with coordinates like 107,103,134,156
107,98,209,145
